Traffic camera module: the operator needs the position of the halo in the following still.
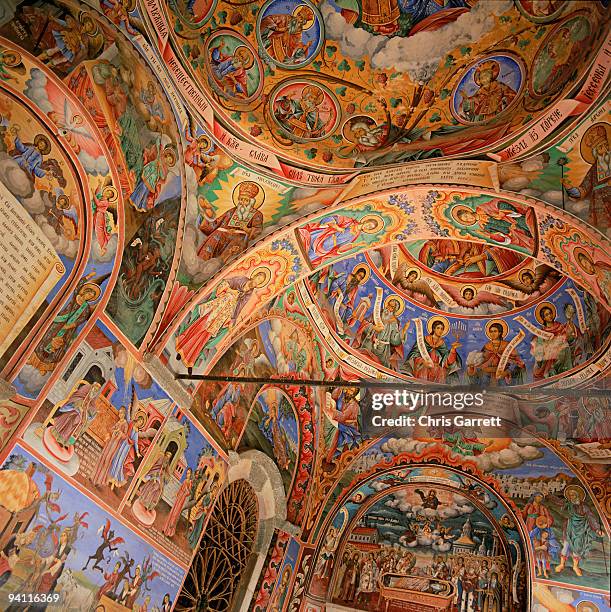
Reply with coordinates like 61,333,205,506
196,134,212,150
473,59,500,86
78,11,99,36
351,264,370,283
572,246,595,273
56,194,70,209
535,515,550,529
461,285,477,299
405,267,421,281
576,602,599,612
102,185,119,203
79,282,101,302
2,50,22,67
232,181,265,209
163,145,177,167
580,123,611,164
302,84,324,105
359,214,384,234
516,0,566,23
384,294,405,316
427,315,450,336
519,268,535,284
485,319,508,340
33,134,51,155
293,4,316,30
563,484,585,503
535,301,557,325
450,204,476,226
249,265,271,287
234,45,255,70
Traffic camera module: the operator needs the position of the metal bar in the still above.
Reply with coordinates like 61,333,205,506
174,373,610,398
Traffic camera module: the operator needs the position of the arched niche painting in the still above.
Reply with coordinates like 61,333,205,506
238,387,300,496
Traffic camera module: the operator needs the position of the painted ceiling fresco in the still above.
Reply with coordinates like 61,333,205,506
156,0,608,174
0,1,608,611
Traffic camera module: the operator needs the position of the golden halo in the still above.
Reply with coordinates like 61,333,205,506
535,301,556,325
576,602,599,612
234,45,255,70
485,319,508,339
351,264,371,283
34,134,51,155
359,214,384,234
342,115,377,143
232,181,265,209
564,484,585,503
78,11,98,36
249,265,271,288
573,246,595,274
163,145,177,167
535,515,550,529
473,59,500,86
427,315,450,336
451,204,477,226
580,122,610,165
519,268,535,284
2,50,21,67
461,285,477,299
79,282,101,301
56,194,70,209
384,294,405,316
196,134,212,150
405,267,421,281
293,4,316,30
102,185,118,203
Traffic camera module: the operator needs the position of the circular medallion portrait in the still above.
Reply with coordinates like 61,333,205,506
204,30,263,104
169,0,218,28
256,0,323,69
451,53,525,125
342,115,386,149
515,0,566,23
270,79,340,142
530,12,593,99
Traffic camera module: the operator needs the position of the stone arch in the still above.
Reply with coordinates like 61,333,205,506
225,448,297,610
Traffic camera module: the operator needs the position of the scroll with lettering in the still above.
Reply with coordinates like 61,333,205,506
0,183,63,356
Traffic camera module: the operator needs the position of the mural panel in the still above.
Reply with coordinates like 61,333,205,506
150,0,608,173
121,406,226,566
304,250,610,386
21,320,172,509
0,444,186,611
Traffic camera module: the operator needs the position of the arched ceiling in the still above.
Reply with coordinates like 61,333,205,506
0,3,608,611
163,186,611,391
151,0,609,175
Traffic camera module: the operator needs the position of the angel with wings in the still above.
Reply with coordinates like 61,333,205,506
443,284,510,315
494,265,562,306
392,264,439,308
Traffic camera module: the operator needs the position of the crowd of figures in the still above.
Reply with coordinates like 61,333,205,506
329,546,507,612
308,260,609,386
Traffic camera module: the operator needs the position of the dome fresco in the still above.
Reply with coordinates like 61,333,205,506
153,0,608,173
0,2,607,612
